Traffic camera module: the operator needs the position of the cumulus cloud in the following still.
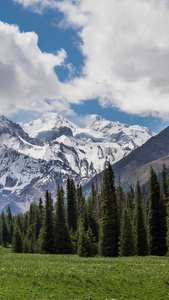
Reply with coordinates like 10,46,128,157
8,0,169,119
0,21,77,116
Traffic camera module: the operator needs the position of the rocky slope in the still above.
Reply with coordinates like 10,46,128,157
83,126,169,196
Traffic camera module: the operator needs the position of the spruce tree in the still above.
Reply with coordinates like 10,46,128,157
38,190,55,254
99,162,119,257
24,224,37,253
23,212,29,236
117,177,125,222
134,181,148,256
161,164,169,256
167,204,169,255
55,185,73,254
148,167,165,255
87,183,99,242
77,222,97,257
66,177,77,231
161,164,168,255
126,186,135,212
6,206,13,244
12,221,22,253
39,197,43,216
1,211,8,247
160,193,167,256
119,207,135,257
162,163,169,199
34,205,42,240
77,221,87,257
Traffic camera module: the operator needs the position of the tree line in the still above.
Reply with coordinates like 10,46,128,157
1,162,169,257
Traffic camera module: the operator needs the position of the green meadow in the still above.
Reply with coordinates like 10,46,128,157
0,247,169,300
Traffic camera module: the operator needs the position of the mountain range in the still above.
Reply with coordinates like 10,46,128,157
83,125,169,196
0,113,155,214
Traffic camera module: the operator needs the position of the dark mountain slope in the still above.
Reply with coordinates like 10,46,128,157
83,126,169,195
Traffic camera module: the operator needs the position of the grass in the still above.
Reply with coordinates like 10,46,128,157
0,247,169,299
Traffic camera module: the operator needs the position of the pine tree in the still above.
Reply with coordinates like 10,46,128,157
134,181,148,256
39,197,43,216
162,163,169,199
55,185,73,254
126,186,135,212
66,177,77,231
167,204,169,255
161,164,169,256
77,222,97,257
77,221,87,257
117,177,125,222
1,211,8,247
119,207,135,257
160,193,167,256
99,162,119,257
23,212,29,236
87,183,99,242
34,205,42,240
161,164,168,256
25,224,37,253
148,167,165,255
6,206,13,244
76,183,85,221
12,223,22,253
38,190,55,254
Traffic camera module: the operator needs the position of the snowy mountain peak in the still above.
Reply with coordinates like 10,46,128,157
87,114,124,130
0,113,156,214
0,115,15,128
88,114,104,124
22,112,77,140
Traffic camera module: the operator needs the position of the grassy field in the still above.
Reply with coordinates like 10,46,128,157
0,247,169,299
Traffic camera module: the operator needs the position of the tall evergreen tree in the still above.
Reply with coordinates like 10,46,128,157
24,224,37,253
66,177,77,231
55,185,73,254
77,221,87,257
12,215,23,253
148,167,165,255
87,183,99,242
161,164,168,256
99,162,119,257
119,207,135,257
77,221,97,257
162,164,169,256
1,211,8,247
134,181,148,256
38,190,55,254
39,197,43,216
117,177,125,222
126,186,135,213
6,206,13,244
162,163,169,199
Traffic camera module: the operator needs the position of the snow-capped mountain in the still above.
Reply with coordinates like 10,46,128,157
0,113,155,214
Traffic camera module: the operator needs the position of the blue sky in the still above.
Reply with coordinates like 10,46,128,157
0,0,169,132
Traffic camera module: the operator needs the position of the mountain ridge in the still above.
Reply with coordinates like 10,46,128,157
0,113,155,214
83,126,169,196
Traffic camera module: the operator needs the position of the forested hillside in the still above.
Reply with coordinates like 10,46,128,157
1,162,169,257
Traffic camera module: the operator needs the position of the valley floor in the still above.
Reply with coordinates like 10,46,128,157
0,247,169,299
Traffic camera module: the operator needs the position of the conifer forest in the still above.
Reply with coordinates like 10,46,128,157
1,162,169,257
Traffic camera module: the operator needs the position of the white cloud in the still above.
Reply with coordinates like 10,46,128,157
0,21,77,116
14,0,58,13
8,0,169,120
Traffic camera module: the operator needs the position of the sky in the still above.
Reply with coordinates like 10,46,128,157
1,0,169,132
